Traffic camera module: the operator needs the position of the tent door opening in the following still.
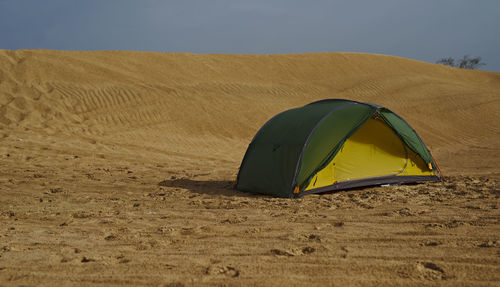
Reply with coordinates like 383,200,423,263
305,117,433,191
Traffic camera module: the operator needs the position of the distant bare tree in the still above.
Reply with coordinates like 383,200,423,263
436,57,455,67
436,55,485,69
458,55,486,69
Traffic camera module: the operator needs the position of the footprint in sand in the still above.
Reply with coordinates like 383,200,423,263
270,249,294,256
305,234,321,242
270,247,316,257
415,262,447,280
220,216,248,224
205,265,240,278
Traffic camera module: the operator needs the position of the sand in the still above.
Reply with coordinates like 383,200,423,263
0,50,498,286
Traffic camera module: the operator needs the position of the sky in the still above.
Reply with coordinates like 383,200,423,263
1,0,499,72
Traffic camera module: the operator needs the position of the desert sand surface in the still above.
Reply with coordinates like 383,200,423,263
0,50,499,286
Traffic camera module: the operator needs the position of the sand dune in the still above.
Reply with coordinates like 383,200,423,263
0,50,499,286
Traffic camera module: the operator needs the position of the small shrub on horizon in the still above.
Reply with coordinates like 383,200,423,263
436,55,485,70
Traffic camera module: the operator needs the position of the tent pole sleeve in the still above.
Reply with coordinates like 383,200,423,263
430,152,445,180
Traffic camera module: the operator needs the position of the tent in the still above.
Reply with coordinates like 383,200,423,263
235,99,442,198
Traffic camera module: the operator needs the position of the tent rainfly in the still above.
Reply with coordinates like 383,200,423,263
235,99,443,198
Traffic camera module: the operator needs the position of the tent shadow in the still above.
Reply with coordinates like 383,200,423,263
158,178,261,198
158,178,425,198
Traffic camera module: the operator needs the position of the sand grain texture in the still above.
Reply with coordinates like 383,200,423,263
0,50,499,286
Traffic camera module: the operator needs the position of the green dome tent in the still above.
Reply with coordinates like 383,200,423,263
236,99,442,198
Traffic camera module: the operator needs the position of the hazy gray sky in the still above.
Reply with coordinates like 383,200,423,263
1,0,499,71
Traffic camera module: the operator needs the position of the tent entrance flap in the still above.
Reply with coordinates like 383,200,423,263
305,117,433,191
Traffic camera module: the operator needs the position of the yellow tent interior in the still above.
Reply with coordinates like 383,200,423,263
305,116,434,191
